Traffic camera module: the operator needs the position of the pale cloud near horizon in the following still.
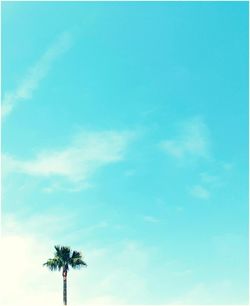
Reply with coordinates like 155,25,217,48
3,215,243,305
2,130,135,190
1,217,148,306
1,233,60,306
1,31,73,119
160,117,210,161
4,228,238,306
1,232,141,306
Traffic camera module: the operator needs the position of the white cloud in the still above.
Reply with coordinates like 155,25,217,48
4,216,245,305
2,213,75,238
2,225,245,306
1,217,151,306
1,233,61,306
160,117,210,160
3,130,135,190
189,185,210,199
1,31,73,118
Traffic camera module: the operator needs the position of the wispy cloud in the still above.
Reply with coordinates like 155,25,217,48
1,31,73,118
3,130,135,190
143,215,160,223
3,213,75,238
160,117,210,161
189,184,210,199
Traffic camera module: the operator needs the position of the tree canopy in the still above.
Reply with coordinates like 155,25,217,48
43,245,87,272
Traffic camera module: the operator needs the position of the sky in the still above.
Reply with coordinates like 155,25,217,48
1,1,249,305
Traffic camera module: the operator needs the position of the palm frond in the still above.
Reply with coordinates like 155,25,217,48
71,258,87,269
71,250,81,260
44,245,87,272
43,258,62,271
69,251,87,269
55,245,71,263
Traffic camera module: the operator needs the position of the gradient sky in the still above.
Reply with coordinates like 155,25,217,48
1,1,249,305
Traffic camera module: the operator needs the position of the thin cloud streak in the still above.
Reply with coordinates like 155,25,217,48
1,31,73,118
2,130,135,190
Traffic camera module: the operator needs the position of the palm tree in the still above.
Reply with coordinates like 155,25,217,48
43,245,87,305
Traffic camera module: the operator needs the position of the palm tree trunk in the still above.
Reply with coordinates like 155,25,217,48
63,273,67,305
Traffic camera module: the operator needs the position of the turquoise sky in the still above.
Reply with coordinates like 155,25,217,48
2,2,249,305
